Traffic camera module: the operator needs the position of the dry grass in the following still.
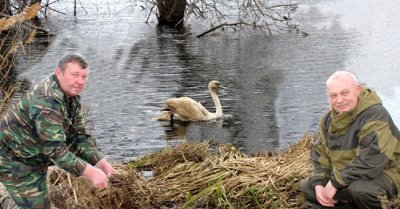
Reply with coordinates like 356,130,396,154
49,134,316,209
47,135,400,209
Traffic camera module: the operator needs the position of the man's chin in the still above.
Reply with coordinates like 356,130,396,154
334,107,349,114
74,89,83,95
66,91,82,98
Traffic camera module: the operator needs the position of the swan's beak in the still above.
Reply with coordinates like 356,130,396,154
217,83,225,89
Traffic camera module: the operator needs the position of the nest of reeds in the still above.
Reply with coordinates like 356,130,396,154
48,134,318,209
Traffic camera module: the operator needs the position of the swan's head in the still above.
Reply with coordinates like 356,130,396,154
208,80,224,91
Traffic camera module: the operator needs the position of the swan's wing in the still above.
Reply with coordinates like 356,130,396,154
192,101,210,115
164,97,208,121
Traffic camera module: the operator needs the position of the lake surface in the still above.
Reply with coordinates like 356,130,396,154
12,0,400,162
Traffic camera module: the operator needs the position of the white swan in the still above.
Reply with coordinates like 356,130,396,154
155,80,224,122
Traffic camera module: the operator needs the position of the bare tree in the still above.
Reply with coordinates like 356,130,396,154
148,0,301,37
156,0,186,28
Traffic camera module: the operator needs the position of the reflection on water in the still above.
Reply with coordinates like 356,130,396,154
12,0,400,162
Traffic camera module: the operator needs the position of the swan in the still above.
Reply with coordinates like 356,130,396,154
155,80,224,122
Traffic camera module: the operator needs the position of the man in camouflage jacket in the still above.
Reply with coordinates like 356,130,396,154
0,53,118,209
301,71,400,209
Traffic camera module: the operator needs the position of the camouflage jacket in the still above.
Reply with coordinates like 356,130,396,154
0,74,103,175
310,87,400,192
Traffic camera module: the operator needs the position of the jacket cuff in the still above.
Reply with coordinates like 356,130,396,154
330,177,347,189
73,158,88,176
87,151,104,166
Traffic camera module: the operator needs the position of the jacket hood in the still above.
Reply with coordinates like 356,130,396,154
329,87,382,135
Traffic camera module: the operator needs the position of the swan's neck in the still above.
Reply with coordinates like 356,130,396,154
209,88,222,117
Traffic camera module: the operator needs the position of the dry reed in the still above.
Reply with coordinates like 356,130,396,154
0,3,40,32
0,3,41,116
48,135,400,209
49,134,317,209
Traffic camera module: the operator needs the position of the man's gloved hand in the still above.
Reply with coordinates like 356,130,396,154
96,158,119,177
82,164,108,188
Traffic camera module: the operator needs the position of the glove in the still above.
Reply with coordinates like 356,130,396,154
96,158,119,177
82,164,108,188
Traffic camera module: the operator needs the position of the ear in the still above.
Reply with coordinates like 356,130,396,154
356,84,362,96
55,67,62,78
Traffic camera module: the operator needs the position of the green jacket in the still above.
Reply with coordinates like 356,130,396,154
0,74,103,175
310,87,400,192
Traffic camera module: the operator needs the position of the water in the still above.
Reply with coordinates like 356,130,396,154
11,0,400,162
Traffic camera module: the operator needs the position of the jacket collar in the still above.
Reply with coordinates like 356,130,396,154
329,87,382,135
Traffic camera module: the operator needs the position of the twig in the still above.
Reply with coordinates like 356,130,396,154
67,173,79,204
146,5,155,23
196,22,249,38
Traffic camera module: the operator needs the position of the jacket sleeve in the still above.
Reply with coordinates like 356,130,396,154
30,98,88,176
68,105,104,166
309,115,331,187
331,108,397,189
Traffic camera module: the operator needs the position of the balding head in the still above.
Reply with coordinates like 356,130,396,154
326,71,362,113
326,71,359,88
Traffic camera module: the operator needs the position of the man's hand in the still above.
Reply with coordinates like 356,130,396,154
82,164,108,188
315,182,337,207
96,158,119,177
324,180,338,203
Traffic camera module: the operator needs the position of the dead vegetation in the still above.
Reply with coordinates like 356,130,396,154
47,134,400,209
49,134,317,209
0,3,40,115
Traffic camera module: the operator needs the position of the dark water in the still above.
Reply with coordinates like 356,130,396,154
12,0,400,162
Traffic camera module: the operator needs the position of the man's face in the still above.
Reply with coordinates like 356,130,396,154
56,62,88,98
327,77,361,113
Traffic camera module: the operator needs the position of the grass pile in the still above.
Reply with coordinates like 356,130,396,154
49,134,317,209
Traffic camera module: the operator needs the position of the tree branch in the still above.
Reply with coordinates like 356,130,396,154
196,22,250,38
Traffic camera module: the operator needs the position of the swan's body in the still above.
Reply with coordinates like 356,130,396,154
155,80,223,122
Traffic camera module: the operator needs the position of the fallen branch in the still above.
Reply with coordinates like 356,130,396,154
196,22,243,38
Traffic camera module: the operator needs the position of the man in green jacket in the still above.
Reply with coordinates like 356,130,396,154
0,53,118,209
301,71,400,209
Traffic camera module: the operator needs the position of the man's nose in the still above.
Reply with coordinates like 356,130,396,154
336,95,344,103
76,76,86,84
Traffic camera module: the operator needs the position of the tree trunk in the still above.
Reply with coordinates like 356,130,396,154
156,0,186,28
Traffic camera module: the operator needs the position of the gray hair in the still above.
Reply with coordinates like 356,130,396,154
326,70,359,87
57,53,88,72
